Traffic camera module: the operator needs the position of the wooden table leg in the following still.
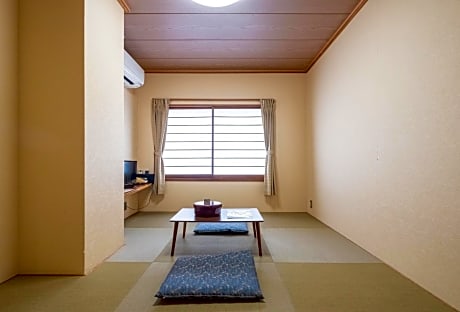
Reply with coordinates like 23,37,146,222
255,222,262,256
171,222,179,256
252,222,256,238
182,222,187,238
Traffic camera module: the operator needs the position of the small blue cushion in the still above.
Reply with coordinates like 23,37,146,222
155,250,263,300
194,222,249,235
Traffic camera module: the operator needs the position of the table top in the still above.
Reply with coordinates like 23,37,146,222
170,208,264,223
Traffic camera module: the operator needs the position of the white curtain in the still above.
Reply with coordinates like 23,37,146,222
260,99,276,196
151,99,169,195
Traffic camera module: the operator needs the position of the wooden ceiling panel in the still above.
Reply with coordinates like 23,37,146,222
138,58,312,72
124,14,348,40
125,40,326,59
126,0,361,14
122,0,367,73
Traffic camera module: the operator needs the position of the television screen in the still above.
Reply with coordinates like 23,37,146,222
124,160,137,188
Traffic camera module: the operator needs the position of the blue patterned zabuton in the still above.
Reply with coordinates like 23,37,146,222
193,222,249,235
155,250,264,300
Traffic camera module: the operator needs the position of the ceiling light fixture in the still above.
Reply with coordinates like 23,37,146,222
191,0,241,8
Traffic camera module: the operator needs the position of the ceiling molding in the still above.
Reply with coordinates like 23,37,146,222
117,0,131,13
144,69,306,74
305,0,368,73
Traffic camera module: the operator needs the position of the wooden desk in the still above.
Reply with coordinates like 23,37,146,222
169,208,264,256
124,183,152,197
124,183,152,219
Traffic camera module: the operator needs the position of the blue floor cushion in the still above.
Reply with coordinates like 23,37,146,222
193,222,249,235
155,250,264,300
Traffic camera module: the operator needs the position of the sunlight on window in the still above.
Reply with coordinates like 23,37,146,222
163,105,265,179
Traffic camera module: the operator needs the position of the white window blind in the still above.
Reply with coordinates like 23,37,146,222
164,100,265,180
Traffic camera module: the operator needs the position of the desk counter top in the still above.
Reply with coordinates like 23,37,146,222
124,183,152,197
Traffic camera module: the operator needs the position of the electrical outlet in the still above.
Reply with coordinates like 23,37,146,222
309,200,313,209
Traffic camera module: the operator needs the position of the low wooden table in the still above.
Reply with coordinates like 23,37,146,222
169,208,264,256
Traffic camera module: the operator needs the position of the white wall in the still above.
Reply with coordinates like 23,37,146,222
306,0,460,309
134,73,311,212
0,0,18,283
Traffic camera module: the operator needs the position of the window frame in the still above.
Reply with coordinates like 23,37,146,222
165,102,264,182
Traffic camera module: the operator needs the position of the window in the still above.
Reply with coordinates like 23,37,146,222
164,100,265,181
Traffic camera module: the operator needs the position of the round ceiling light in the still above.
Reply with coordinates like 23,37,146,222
192,0,241,8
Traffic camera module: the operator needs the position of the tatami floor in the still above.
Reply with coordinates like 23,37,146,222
0,212,456,311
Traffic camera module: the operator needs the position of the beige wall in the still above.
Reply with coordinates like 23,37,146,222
0,0,18,282
306,0,460,309
84,0,125,273
124,88,138,160
135,74,311,212
18,0,125,275
123,88,141,219
18,0,85,274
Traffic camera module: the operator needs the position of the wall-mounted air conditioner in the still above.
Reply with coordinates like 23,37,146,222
124,50,144,88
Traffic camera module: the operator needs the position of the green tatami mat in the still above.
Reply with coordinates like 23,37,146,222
275,263,457,312
261,212,326,228
125,212,174,228
154,234,272,263
0,262,150,312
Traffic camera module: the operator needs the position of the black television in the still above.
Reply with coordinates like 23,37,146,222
124,160,137,189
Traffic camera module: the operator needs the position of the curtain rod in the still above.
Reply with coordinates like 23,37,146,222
169,98,262,102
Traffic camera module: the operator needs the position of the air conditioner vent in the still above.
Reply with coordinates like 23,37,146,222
124,50,144,88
